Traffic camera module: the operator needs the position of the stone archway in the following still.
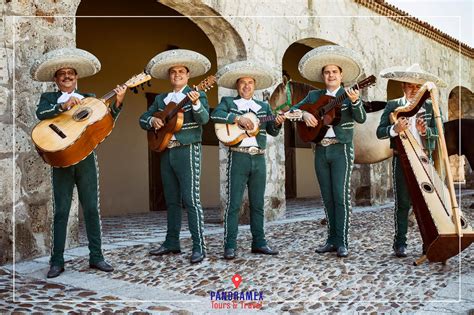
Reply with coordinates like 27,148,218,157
448,86,474,120
447,86,474,185
75,0,246,217
158,0,246,66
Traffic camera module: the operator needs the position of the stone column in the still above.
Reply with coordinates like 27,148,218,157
1,0,81,263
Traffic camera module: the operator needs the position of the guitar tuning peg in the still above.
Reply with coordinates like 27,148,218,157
147,81,151,87
141,84,145,90
132,87,138,94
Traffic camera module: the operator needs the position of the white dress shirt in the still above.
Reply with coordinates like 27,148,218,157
322,87,342,138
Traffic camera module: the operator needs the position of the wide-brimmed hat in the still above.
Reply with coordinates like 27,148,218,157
145,49,211,79
380,63,447,87
30,48,101,82
216,60,276,90
298,45,363,83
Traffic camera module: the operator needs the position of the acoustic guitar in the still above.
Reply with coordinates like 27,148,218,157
147,75,216,152
296,75,376,143
31,72,151,167
215,110,303,146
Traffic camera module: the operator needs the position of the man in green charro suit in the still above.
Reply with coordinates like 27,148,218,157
376,64,444,258
291,45,367,258
211,60,285,260
139,49,210,264
32,48,126,278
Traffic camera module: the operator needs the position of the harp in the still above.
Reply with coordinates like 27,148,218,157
390,82,474,265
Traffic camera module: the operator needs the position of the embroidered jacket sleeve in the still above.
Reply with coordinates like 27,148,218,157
350,98,367,123
376,101,396,140
210,97,236,124
139,94,164,130
109,101,123,120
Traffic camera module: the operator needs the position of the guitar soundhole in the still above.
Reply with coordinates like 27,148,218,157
420,182,434,193
420,156,429,164
73,107,92,122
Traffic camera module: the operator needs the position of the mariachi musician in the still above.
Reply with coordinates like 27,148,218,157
32,48,126,278
139,49,210,264
290,45,367,258
211,60,285,260
376,64,443,258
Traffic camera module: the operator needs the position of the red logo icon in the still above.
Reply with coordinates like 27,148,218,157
232,274,242,289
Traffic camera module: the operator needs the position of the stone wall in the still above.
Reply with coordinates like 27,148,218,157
1,0,83,265
1,0,472,264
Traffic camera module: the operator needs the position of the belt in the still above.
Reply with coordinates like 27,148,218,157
318,138,339,147
167,140,183,149
230,146,265,155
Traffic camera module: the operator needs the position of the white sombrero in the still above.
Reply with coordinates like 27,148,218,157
298,45,363,83
216,60,276,90
30,48,101,82
145,49,211,79
380,63,447,87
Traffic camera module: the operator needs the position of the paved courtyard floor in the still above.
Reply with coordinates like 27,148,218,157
1,192,474,314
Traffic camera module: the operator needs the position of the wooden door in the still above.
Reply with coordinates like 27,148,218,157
145,92,166,211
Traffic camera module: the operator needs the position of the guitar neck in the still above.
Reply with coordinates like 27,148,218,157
322,86,354,112
100,90,116,103
100,84,128,104
258,114,276,123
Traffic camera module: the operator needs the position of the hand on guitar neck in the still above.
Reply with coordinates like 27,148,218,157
113,84,128,108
